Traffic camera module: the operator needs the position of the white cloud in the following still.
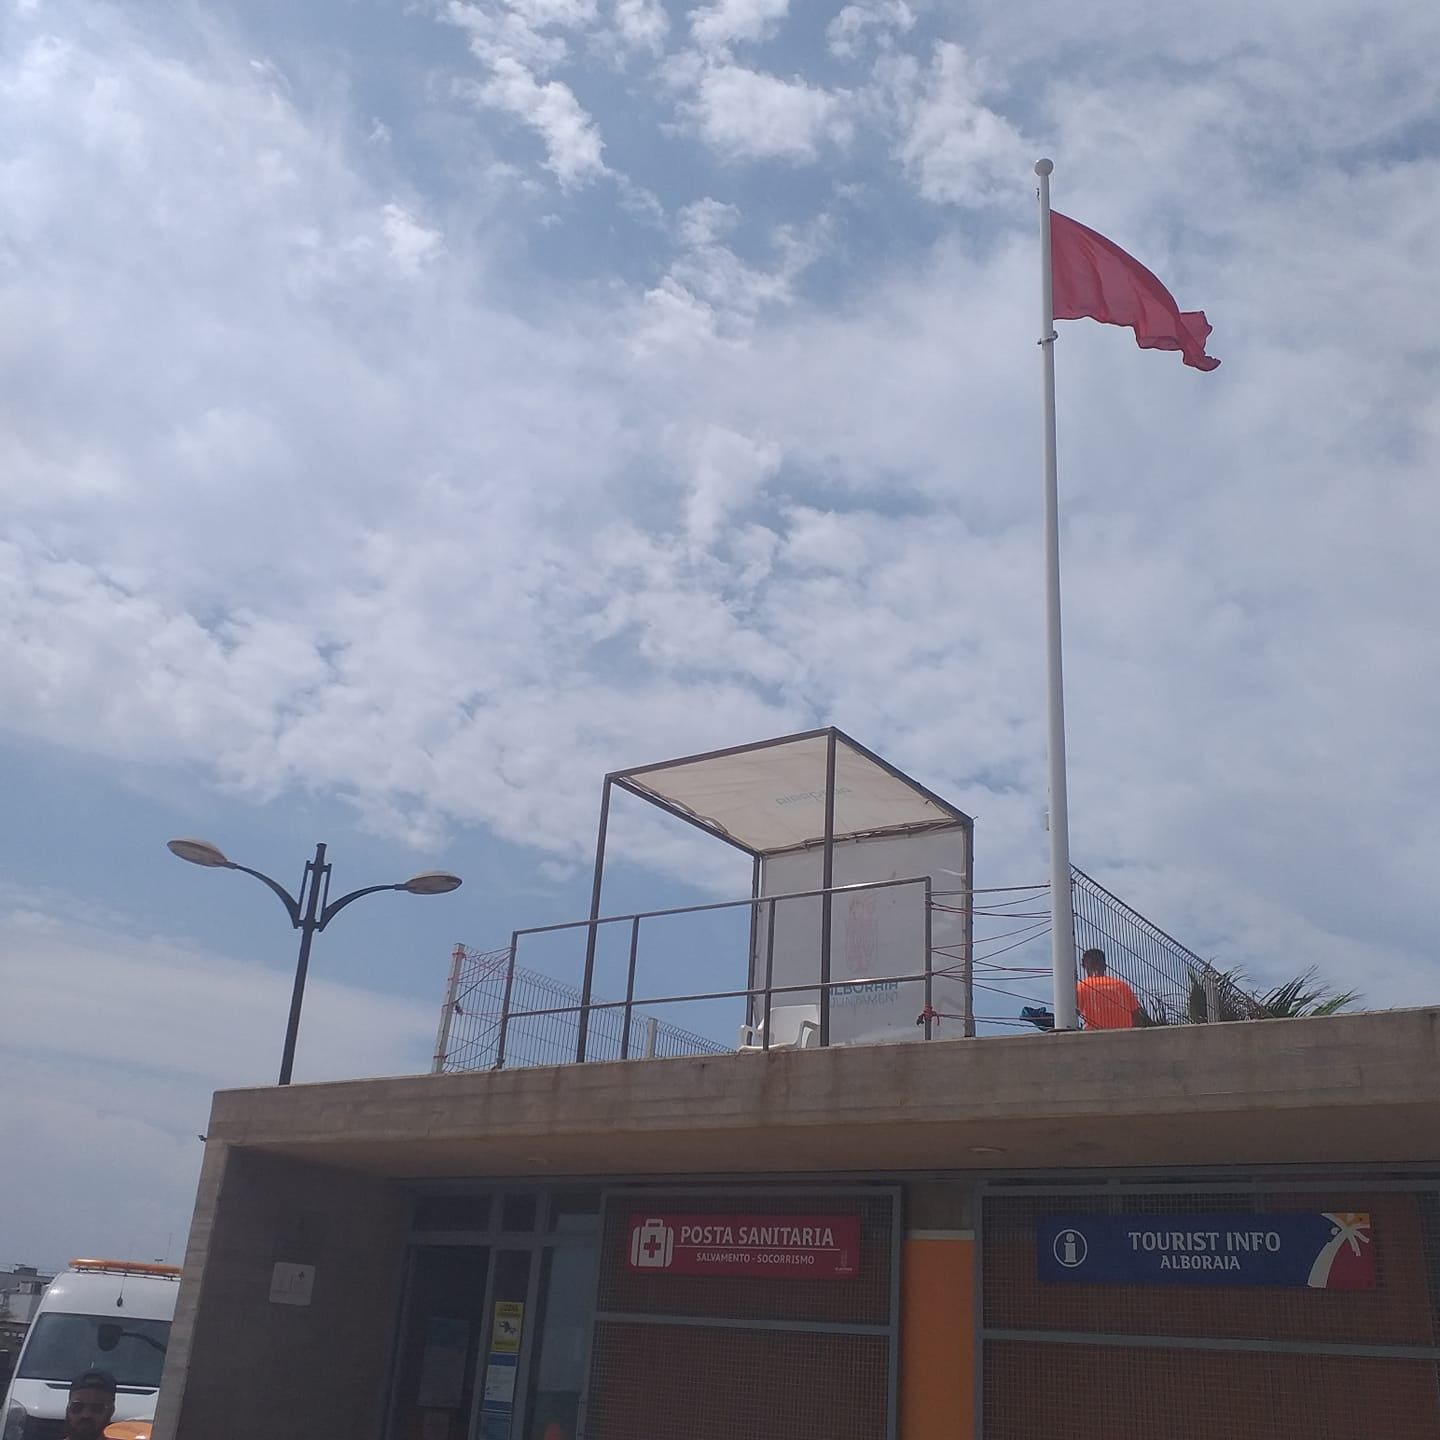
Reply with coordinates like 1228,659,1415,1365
630,197,828,349
778,505,870,573
677,193,739,247
827,0,913,59
382,202,445,273
472,57,607,184
446,6,564,71
512,0,600,24
443,0,609,185
631,275,724,353
690,0,789,51
886,42,1030,205
610,0,669,53
5,0,1439,917
0,892,437,1267
682,424,782,543
445,0,597,70
684,63,846,161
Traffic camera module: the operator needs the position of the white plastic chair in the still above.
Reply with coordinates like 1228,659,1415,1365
737,1004,820,1053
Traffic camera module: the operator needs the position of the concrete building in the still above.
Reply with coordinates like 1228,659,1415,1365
150,737,1440,1439
153,1009,1440,1440
0,1265,54,1396
0,1265,53,1330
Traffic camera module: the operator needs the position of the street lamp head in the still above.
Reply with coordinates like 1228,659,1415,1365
167,838,234,868
402,870,463,896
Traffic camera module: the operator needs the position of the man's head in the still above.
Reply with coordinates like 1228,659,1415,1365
1081,948,1107,976
65,1371,116,1440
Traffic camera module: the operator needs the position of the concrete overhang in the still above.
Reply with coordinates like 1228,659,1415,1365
207,1007,1440,1180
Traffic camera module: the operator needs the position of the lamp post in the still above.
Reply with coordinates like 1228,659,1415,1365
167,838,462,1085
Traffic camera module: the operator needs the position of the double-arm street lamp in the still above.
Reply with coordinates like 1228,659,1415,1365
167,838,462,1085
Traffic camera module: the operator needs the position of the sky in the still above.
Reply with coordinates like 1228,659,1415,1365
1,0,1438,1269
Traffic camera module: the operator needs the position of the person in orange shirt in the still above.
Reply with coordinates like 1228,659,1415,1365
1076,948,1148,1029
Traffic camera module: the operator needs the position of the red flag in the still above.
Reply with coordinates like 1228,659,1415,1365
1050,211,1219,372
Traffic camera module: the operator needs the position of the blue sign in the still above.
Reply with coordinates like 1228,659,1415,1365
1037,1212,1376,1289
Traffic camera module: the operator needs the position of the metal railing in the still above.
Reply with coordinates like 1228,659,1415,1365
498,875,936,1067
1071,867,1261,1025
959,868,1263,1031
433,867,1263,1072
433,947,728,1072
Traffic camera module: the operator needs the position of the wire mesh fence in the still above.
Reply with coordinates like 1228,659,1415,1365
436,865,1266,1069
1071,867,1264,1025
952,867,1264,1033
436,945,728,1073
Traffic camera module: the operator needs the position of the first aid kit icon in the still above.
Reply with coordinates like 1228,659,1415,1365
630,1218,675,1269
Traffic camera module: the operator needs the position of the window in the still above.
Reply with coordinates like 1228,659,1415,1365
19,1313,171,1388
413,1194,493,1233
548,1193,601,1234
500,1193,539,1233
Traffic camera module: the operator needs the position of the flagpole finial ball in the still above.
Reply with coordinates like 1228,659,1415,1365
1034,158,1054,176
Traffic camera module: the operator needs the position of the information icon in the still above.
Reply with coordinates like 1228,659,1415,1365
1053,1228,1088,1269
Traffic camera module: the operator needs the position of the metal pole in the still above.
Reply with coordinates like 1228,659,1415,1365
819,729,838,1047
621,915,641,1059
1035,157,1079,1032
923,879,933,1040
495,931,520,1070
963,818,976,1038
762,898,778,1052
278,842,327,1086
577,778,612,1061
432,942,465,1074
1204,974,1221,1024
747,853,762,1029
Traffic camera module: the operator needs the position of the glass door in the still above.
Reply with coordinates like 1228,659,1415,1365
387,1246,490,1440
389,1192,602,1440
473,1251,533,1440
523,1243,601,1440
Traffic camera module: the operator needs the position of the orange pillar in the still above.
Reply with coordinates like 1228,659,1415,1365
899,1235,975,1440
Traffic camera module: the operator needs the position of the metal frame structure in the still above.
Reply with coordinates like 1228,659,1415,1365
577,727,975,1059
438,848,1247,1069
495,875,939,1069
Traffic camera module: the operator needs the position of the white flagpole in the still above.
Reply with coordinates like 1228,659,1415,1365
1035,157,1079,1030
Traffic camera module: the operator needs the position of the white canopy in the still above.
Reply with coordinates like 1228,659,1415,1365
611,728,966,856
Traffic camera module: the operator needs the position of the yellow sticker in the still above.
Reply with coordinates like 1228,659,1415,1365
492,1300,524,1354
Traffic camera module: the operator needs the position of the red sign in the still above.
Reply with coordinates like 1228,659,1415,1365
627,1213,860,1279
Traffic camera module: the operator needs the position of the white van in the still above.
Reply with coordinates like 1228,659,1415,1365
1,1260,180,1440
